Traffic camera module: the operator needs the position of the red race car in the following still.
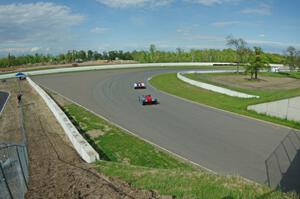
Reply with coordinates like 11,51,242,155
139,95,159,105
134,81,146,89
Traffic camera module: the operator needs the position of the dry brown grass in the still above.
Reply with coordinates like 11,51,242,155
211,74,300,90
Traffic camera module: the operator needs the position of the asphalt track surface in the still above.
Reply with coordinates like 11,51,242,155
0,91,9,113
33,68,291,184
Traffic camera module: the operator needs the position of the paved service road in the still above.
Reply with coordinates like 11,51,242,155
33,68,291,183
0,91,9,113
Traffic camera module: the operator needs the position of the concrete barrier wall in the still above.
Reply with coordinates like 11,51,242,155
0,62,235,80
248,97,300,122
0,62,286,80
177,71,259,99
27,77,99,163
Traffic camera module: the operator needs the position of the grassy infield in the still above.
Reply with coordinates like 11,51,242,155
60,70,300,199
150,71,300,130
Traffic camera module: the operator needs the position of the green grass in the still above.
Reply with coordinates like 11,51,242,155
64,104,192,169
261,71,300,79
62,103,297,199
96,161,294,199
149,72,300,130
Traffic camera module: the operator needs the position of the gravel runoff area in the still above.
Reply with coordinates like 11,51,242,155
1,78,162,198
32,68,292,184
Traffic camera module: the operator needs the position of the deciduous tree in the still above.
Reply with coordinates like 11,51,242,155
246,47,269,79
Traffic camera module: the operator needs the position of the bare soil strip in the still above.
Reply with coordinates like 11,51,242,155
5,80,161,198
0,79,22,143
210,75,300,90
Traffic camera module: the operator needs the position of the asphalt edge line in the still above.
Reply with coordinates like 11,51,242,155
148,74,300,133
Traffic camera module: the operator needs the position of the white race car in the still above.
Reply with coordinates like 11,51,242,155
134,81,146,89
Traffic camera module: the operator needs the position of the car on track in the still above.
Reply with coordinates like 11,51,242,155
134,81,146,89
139,95,159,105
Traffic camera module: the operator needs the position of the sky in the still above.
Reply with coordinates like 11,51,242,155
0,0,299,55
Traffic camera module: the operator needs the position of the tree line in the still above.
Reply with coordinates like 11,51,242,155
0,40,299,71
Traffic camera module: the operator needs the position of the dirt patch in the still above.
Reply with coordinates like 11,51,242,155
0,79,22,143
16,80,161,198
210,75,300,90
87,129,106,139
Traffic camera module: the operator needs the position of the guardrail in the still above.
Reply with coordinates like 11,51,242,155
27,77,99,163
177,70,260,98
0,144,29,199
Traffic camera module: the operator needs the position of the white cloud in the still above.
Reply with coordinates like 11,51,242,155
211,20,262,28
247,39,300,48
211,21,241,27
185,0,242,6
241,3,271,16
0,2,84,53
30,47,41,52
96,0,172,8
182,34,225,42
90,27,110,33
176,28,191,35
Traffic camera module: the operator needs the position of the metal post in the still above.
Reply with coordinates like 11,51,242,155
287,134,298,152
16,146,28,188
281,140,291,163
0,162,13,199
265,159,271,187
274,152,283,175
23,146,29,174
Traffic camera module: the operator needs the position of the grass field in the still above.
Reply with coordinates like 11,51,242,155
149,72,300,130
263,71,300,79
63,103,296,199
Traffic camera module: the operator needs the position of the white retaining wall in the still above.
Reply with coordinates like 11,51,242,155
0,62,234,79
27,77,99,163
177,71,260,99
248,97,300,122
0,62,286,80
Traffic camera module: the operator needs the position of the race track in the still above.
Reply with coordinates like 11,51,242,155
33,68,290,183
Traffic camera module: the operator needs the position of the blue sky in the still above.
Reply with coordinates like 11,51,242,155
0,0,299,55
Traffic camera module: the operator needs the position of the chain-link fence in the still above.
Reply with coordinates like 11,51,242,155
0,144,29,199
265,130,300,191
0,79,29,199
